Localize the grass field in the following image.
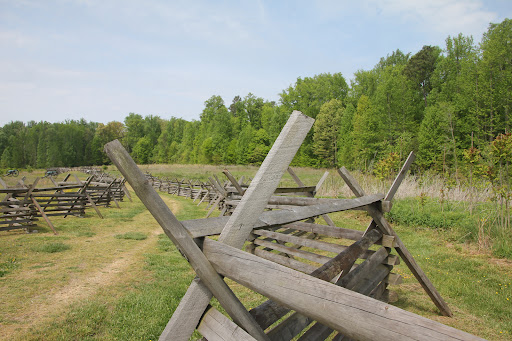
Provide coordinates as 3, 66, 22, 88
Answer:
1, 167, 511, 340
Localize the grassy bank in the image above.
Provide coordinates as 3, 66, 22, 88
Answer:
388, 197, 512, 259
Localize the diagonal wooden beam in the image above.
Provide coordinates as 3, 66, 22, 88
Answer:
223, 169, 245, 195
104, 139, 270, 341
30, 195, 57, 235
337, 166, 453, 317
183, 194, 384, 238
363, 151, 415, 235
161, 111, 314, 341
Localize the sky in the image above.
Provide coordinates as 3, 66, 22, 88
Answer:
1, 0, 511, 126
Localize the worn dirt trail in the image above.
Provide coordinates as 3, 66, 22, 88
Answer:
1, 197, 181, 340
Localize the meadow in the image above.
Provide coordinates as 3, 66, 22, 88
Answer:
0, 166, 511, 340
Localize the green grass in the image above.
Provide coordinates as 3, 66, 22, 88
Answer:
2, 177, 511, 340
0, 257, 19, 277
392, 223, 512, 339
30, 242, 71, 253
114, 232, 147, 240
18, 194, 198, 341
388, 197, 512, 259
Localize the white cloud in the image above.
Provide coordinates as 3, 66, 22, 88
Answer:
0, 30, 35, 49
373, 0, 497, 36
315, 0, 497, 41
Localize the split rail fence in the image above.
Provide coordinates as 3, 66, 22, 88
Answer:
105, 110, 485, 341
0, 172, 130, 234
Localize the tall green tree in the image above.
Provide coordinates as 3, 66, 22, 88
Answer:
479, 19, 512, 139
280, 73, 348, 119
313, 99, 344, 167
351, 95, 383, 170
404, 45, 441, 108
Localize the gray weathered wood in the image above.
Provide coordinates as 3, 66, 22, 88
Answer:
256, 230, 384, 339
30, 196, 57, 235
337, 166, 453, 317
338, 247, 390, 289
223, 169, 246, 195
296, 321, 333, 341
284, 221, 364, 242
287, 168, 334, 226
253, 229, 355, 255
267, 313, 313, 341
104, 139, 269, 341
210, 176, 228, 198
310, 229, 382, 282
253, 238, 331, 265
274, 186, 316, 194
363, 151, 414, 235
206, 195, 223, 218
203, 238, 484, 341
387, 151, 416, 201
315, 171, 329, 194
254, 248, 317, 273
197, 307, 258, 341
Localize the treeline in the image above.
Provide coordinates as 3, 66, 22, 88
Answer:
1, 19, 511, 175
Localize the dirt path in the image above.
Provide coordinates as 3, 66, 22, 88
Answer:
1, 196, 181, 340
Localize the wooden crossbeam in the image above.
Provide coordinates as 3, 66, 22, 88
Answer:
197, 307, 258, 341
222, 169, 246, 195
183, 194, 383, 238
287, 167, 334, 227
337, 166, 453, 317
30, 196, 57, 234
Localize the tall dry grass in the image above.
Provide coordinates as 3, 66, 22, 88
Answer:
318, 170, 494, 203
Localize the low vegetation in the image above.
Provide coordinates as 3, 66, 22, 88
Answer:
30, 242, 71, 253
114, 232, 147, 240
0, 167, 511, 340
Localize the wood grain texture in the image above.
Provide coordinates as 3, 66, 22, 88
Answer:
338, 166, 453, 317
197, 307, 258, 341
203, 238, 484, 341
184, 194, 384, 238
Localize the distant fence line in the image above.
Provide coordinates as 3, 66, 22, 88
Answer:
0, 170, 130, 234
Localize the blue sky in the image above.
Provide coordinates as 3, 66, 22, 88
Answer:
1, 0, 511, 126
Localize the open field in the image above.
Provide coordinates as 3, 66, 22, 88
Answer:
1, 167, 511, 340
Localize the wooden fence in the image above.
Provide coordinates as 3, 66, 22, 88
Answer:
0, 172, 128, 234
105, 110, 484, 341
